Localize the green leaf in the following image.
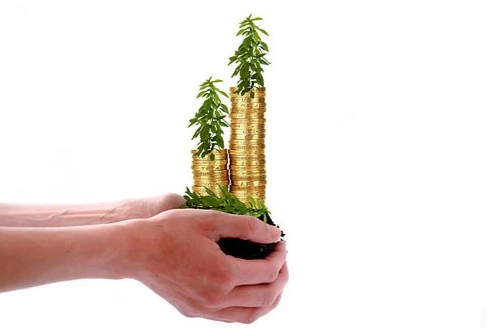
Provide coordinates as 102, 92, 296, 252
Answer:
256, 27, 269, 36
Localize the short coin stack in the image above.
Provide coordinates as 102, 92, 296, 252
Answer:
191, 149, 229, 196
229, 87, 267, 203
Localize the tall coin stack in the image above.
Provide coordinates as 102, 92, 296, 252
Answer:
229, 87, 267, 203
191, 149, 229, 196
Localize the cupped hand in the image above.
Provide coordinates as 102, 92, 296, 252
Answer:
124, 209, 288, 324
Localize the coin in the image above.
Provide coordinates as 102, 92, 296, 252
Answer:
230, 165, 266, 172
230, 99, 266, 105
192, 171, 228, 180
191, 165, 227, 171
229, 154, 266, 160
192, 187, 226, 195
191, 154, 227, 160
231, 175, 267, 181
231, 118, 266, 124
230, 129, 265, 135
193, 176, 229, 182
230, 188, 266, 194
194, 181, 229, 187
191, 159, 228, 165
230, 159, 266, 168
230, 159, 266, 166
231, 173, 267, 179
231, 104, 266, 110
191, 149, 227, 156
230, 134, 266, 140
231, 123, 266, 130
229, 150, 266, 156
231, 180, 267, 187
230, 113, 266, 119
229, 138, 266, 145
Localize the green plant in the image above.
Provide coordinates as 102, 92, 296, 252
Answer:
181, 185, 271, 223
188, 77, 230, 160
228, 14, 270, 98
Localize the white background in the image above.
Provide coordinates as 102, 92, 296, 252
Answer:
1, 0, 501, 327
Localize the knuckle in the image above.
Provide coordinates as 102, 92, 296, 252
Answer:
178, 307, 198, 318
245, 216, 259, 234
265, 268, 279, 283
201, 290, 223, 306
261, 292, 277, 307
211, 266, 235, 288
241, 313, 259, 324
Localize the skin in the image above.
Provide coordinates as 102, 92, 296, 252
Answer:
0, 194, 288, 324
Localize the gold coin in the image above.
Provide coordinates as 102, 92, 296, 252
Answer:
230, 113, 266, 119
191, 165, 227, 171
230, 161, 266, 167
191, 154, 228, 160
230, 169, 267, 175
193, 177, 229, 183
230, 99, 266, 105
192, 187, 226, 195
230, 109, 266, 115
230, 174, 267, 179
230, 134, 266, 140
231, 103, 266, 109
230, 188, 266, 193
229, 144, 265, 151
230, 128, 265, 134
231, 118, 266, 124
193, 174, 229, 180
229, 154, 266, 160
229, 150, 266, 156
232, 194, 266, 198
231, 176, 267, 181
231, 124, 266, 131
229, 138, 266, 145
194, 181, 229, 187
230, 158, 266, 165
191, 149, 227, 156
192, 169, 229, 175
231, 191, 266, 196
231, 180, 267, 187
230, 168, 266, 174
232, 193, 266, 199
232, 100, 266, 106
191, 158, 227, 164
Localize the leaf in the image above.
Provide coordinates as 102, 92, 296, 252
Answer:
252, 17, 263, 21
217, 89, 229, 98
240, 62, 250, 78
256, 27, 269, 36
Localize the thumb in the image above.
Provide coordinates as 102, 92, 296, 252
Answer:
209, 212, 281, 244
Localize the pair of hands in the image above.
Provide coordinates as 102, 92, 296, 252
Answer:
122, 194, 288, 324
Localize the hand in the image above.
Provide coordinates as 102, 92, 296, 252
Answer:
123, 209, 288, 324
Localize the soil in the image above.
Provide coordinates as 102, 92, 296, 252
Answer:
217, 212, 285, 260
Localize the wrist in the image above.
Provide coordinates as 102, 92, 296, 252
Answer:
104, 218, 156, 280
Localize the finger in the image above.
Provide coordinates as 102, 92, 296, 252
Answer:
158, 193, 186, 210
207, 212, 281, 244
207, 294, 283, 324
230, 241, 287, 285
219, 262, 288, 308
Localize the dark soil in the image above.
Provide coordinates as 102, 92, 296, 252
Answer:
217, 212, 285, 260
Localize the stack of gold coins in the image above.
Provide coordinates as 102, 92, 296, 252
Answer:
191, 149, 229, 195
229, 87, 267, 203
